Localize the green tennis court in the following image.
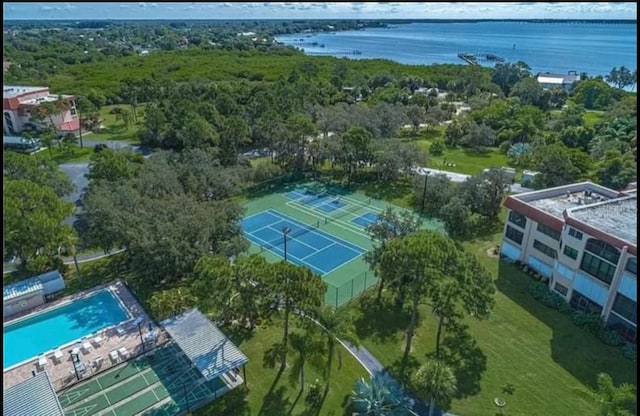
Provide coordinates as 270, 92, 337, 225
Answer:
58, 343, 228, 416
243, 180, 445, 306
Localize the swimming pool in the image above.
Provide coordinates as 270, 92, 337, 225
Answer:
3, 289, 130, 370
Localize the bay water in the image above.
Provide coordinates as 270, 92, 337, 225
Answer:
276, 21, 637, 77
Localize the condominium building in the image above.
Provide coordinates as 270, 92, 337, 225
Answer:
3, 85, 79, 136
501, 181, 637, 342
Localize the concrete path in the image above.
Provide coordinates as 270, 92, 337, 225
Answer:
340, 340, 459, 416
3, 249, 125, 274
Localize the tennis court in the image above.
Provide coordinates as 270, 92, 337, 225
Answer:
243, 181, 445, 306
241, 209, 366, 276
58, 343, 227, 416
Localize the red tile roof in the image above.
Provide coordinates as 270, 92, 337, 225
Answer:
58, 119, 80, 132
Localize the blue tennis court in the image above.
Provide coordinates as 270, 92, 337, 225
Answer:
352, 212, 379, 228
285, 190, 348, 213
241, 209, 365, 276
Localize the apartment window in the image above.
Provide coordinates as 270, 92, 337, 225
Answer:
505, 225, 524, 245
607, 313, 637, 343
626, 258, 637, 275
568, 227, 583, 240
537, 223, 561, 241
611, 293, 637, 324
585, 238, 620, 265
554, 282, 569, 296
563, 245, 579, 260
508, 211, 527, 229
533, 239, 557, 259
580, 252, 616, 285
70, 107, 77, 116
569, 290, 603, 315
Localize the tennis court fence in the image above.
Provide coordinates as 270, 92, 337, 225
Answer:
325, 271, 379, 308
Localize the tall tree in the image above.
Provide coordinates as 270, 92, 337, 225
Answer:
3, 179, 75, 271
378, 231, 456, 369
310, 305, 359, 394
3, 151, 74, 197
413, 360, 457, 416
263, 261, 326, 371
364, 208, 423, 303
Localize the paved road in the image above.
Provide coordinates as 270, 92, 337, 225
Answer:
411, 166, 534, 194
341, 340, 458, 416
3, 248, 125, 275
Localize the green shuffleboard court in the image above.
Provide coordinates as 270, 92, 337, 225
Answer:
58, 343, 228, 416
242, 180, 445, 307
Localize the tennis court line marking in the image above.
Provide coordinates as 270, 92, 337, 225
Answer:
243, 227, 330, 275
300, 242, 338, 260
267, 209, 367, 253
284, 201, 372, 241
242, 217, 320, 257
265, 221, 319, 252
286, 188, 384, 214
241, 210, 283, 231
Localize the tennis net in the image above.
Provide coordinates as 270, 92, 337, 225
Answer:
260, 220, 321, 252
325, 200, 368, 223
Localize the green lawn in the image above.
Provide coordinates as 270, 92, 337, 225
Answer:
416, 140, 511, 176
35, 145, 94, 164
197, 322, 368, 416
584, 110, 604, 128
346, 228, 637, 416
82, 103, 147, 144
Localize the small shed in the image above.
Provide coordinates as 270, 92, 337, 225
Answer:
3, 270, 65, 318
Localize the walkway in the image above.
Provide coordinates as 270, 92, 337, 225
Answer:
341, 340, 459, 416
3, 249, 125, 274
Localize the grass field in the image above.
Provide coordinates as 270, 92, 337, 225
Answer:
196, 321, 369, 416
346, 223, 637, 416
82, 104, 146, 144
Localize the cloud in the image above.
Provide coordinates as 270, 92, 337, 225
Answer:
138, 2, 146, 8
184, 5, 195, 10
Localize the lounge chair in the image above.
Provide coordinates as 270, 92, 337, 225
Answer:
82, 340, 92, 353
38, 355, 47, 368
115, 325, 125, 336
53, 349, 64, 363
92, 334, 103, 347
109, 350, 119, 363
118, 346, 129, 358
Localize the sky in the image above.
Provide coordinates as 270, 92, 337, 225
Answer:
2, 2, 638, 21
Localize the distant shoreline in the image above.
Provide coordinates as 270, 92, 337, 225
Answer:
3, 18, 637, 24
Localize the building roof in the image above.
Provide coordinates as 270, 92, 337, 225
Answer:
3, 86, 48, 99
3, 371, 65, 416
161, 309, 249, 381
567, 196, 637, 246
520, 182, 618, 219
536, 73, 580, 85
59, 119, 80, 132
3, 270, 63, 302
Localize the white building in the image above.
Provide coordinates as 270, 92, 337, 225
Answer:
501, 182, 637, 342
536, 71, 581, 91
3, 85, 79, 136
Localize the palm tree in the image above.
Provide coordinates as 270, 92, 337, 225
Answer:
61, 232, 82, 283
311, 305, 359, 394
287, 329, 324, 390
413, 360, 457, 416
581, 373, 636, 416
350, 372, 413, 416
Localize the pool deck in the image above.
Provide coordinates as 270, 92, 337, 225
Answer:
3, 280, 169, 391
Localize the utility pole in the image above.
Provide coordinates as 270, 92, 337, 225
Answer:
282, 227, 290, 261
420, 171, 430, 215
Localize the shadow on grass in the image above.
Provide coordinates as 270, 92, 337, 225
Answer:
223, 324, 256, 346
496, 260, 637, 389
259, 385, 291, 416
459, 216, 504, 242
388, 354, 421, 386
353, 296, 411, 344
193, 385, 250, 415
438, 321, 487, 399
